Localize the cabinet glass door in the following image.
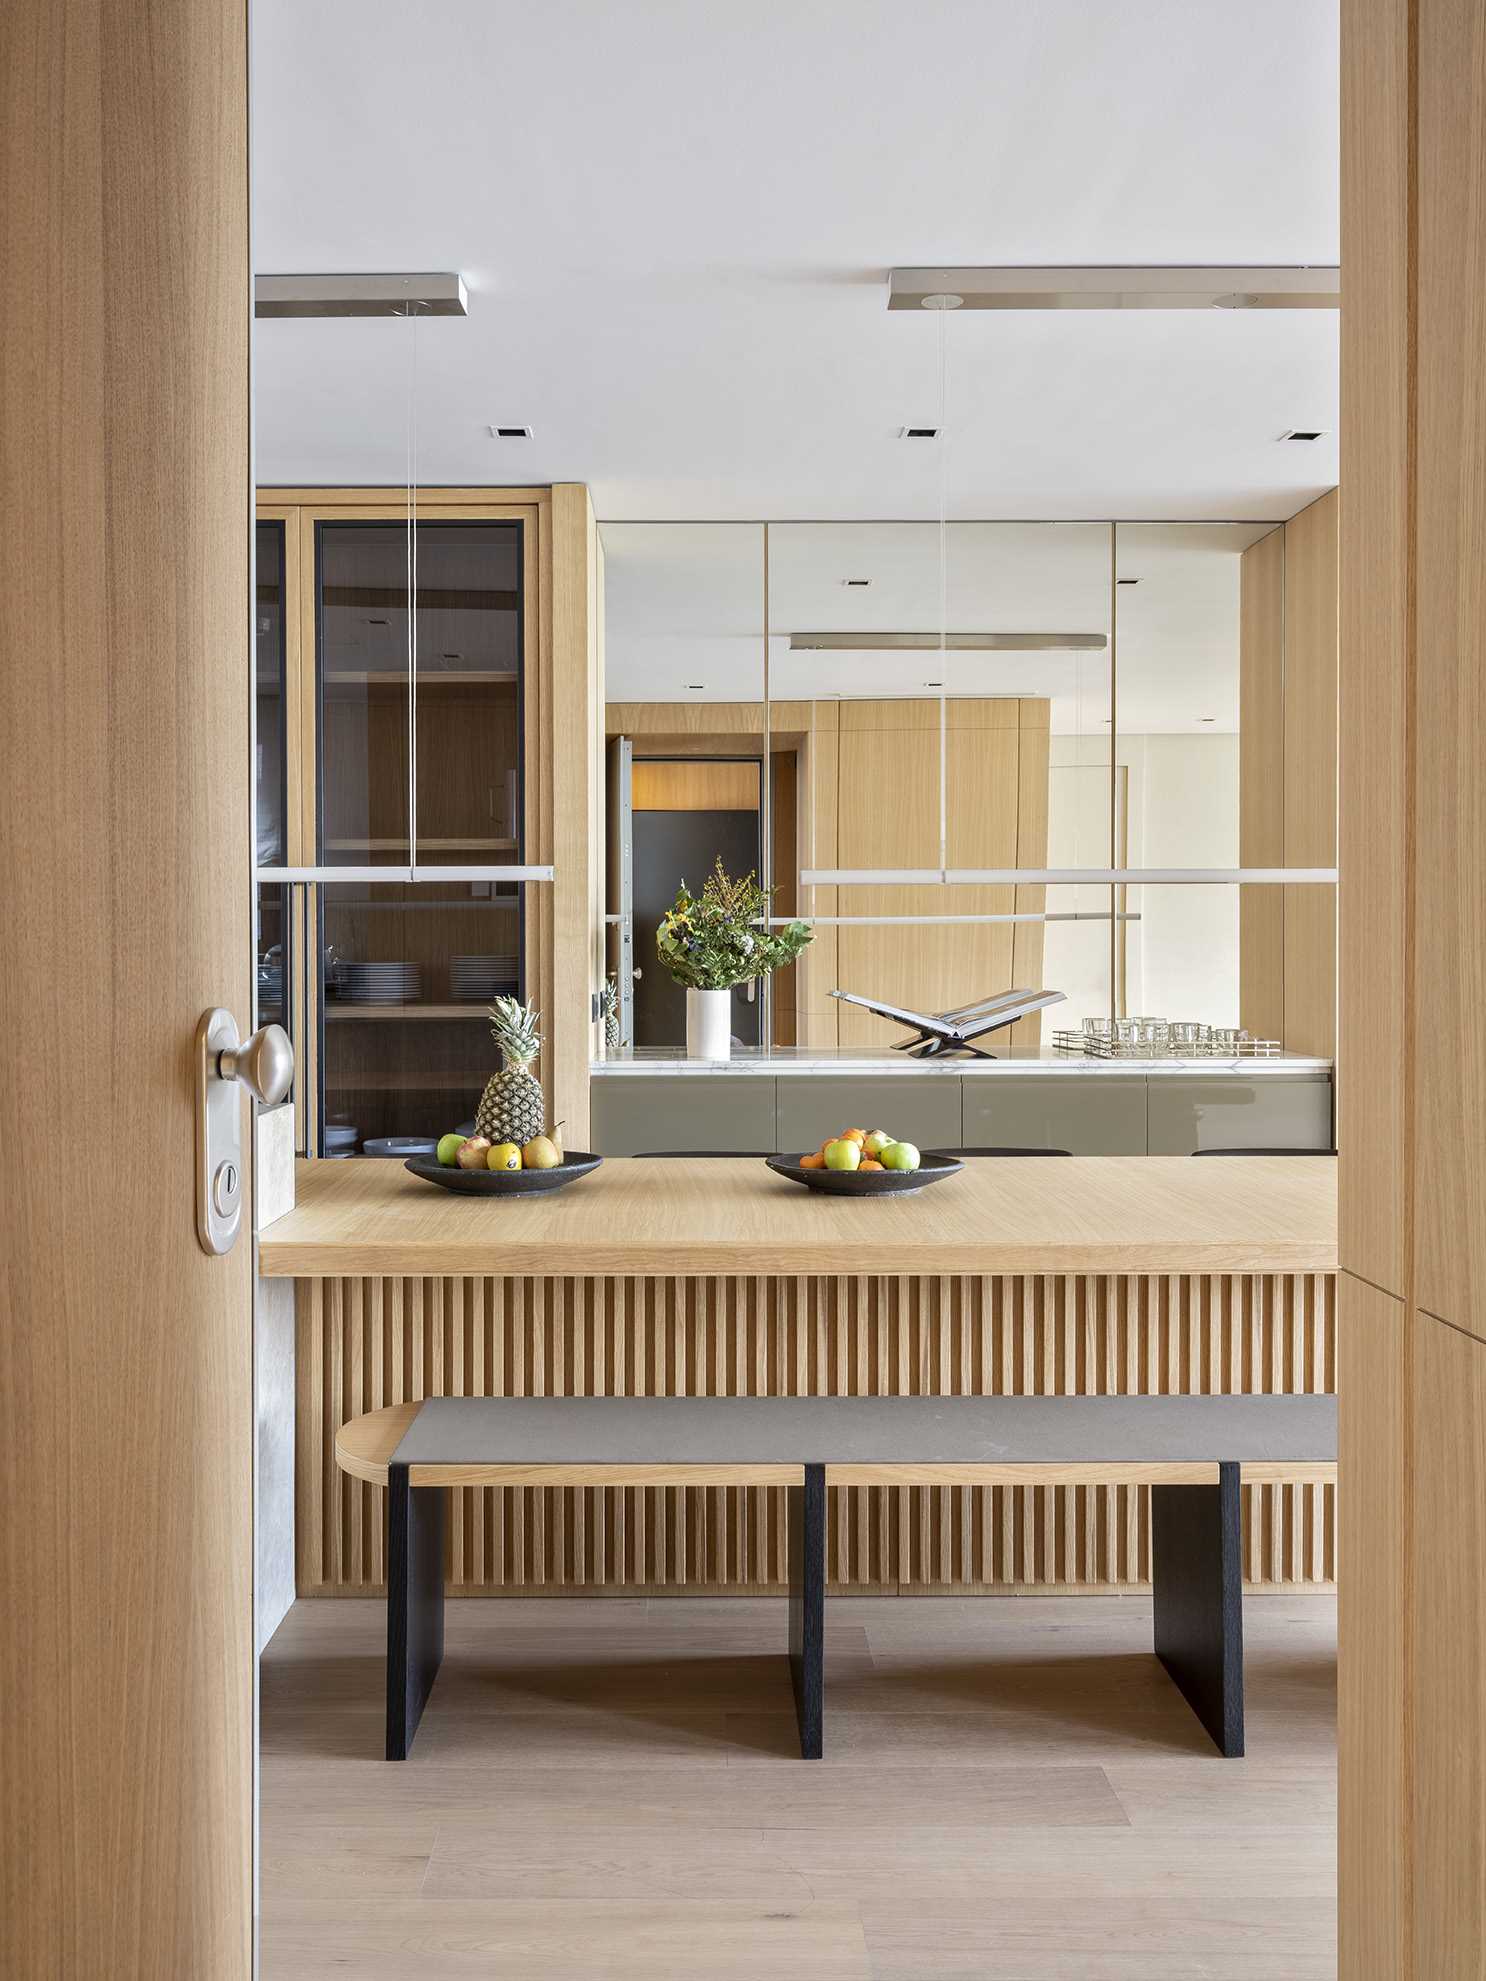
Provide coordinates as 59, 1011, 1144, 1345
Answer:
413, 521, 524, 866
317, 522, 411, 866
315, 518, 524, 869
318, 878, 525, 1150
255, 520, 286, 865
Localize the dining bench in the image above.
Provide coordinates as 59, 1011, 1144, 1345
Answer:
335, 1392, 1336, 1761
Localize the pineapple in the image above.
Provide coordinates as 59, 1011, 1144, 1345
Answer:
475, 996, 546, 1146
599, 976, 620, 1053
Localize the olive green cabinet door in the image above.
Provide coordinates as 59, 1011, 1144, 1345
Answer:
961, 1077, 1147, 1154
1146, 1077, 1333, 1155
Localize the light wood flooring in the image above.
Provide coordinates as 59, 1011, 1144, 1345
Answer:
259, 1593, 1337, 1979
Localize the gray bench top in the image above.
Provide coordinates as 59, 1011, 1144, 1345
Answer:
390, 1393, 1336, 1469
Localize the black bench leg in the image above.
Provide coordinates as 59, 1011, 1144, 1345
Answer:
1151, 1460, 1244, 1757
787, 1463, 825, 1759
386, 1462, 445, 1760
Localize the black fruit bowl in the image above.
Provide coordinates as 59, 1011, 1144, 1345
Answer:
405, 1152, 603, 1195
764, 1152, 963, 1195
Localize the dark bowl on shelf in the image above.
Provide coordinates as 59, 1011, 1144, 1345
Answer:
764, 1152, 963, 1196
404, 1152, 603, 1195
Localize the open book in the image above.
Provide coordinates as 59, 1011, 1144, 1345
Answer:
829, 986, 1067, 1058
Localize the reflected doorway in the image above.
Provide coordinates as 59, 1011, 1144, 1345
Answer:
631, 756, 762, 1050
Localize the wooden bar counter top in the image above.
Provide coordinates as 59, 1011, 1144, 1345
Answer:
260, 1153, 1336, 1280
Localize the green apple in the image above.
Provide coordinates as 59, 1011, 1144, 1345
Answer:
862, 1129, 893, 1157
437, 1132, 466, 1167
822, 1137, 862, 1171
487, 1141, 523, 1172
879, 1140, 921, 1173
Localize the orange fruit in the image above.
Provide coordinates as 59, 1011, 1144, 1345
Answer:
858, 1158, 885, 1171
799, 1152, 825, 1169
842, 1128, 867, 1144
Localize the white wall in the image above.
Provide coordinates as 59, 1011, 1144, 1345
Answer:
1122, 732, 1240, 1026
1041, 732, 1240, 1030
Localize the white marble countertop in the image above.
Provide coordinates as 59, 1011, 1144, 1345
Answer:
591, 1047, 1333, 1079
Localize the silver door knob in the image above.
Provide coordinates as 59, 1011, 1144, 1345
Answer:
218, 1023, 294, 1106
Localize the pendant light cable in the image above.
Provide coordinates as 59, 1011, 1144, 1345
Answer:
937, 301, 948, 878
405, 303, 419, 875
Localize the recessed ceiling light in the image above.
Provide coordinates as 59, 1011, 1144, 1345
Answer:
1279, 429, 1327, 441
843, 578, 871, 588
488, 424, 532, 439
686, 682, 705, 690
925, 680, 944, 688
899, 426, 941, 439
1117, 577, 1140, 586
1200, 716, 1217, 723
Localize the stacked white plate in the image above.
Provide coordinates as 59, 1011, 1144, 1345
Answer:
341, 960, 422, 1004
450, 954, 519, 1001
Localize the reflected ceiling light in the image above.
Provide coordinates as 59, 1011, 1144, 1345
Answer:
789, 631, 1107, 652
489, 424, 532, 439
887, 266, 1340, 310
1279, 428, 1328, 441
254, 272, 469, 318
899, 425, 941, 439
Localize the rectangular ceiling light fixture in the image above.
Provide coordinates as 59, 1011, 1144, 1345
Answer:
254, 273, 469, 318
789, 631, 1107, 652
887, 266, 1340, 310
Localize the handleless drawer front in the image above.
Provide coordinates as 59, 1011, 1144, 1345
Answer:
590, 1075, 778, 1156
775, 1077, 962, 1155
1147, 1077, 1334, 1156
961, 1076, 1148, 1155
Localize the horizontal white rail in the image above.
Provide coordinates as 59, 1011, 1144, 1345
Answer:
255, 864, 555, 884
800, 867, 1339, 887
764, 912, 1141, 927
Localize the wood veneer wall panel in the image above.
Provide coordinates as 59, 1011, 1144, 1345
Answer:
1240, 527, 1287, 1044
296, 1271, 1334, 1596
1412, 1307, 1486, 1973
550, 484, 599, 1145
1413, 0, 1486, 1337
1339, 0, 1411, 1296
1338, 1274, 1408, 1980
1283, 490, 1340, 1061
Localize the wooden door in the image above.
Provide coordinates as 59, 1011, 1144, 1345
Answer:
0, 1, 253, 1973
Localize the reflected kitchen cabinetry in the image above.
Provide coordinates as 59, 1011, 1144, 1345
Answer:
255, 487, 597, 1154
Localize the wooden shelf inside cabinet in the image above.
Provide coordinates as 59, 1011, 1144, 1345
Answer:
322, 671, 518, 692
324, 1004, 504, 1021
323, 838, 518, 853
324, 1071, 489, 1092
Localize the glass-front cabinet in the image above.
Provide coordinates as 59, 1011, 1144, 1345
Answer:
319, 879, 525, 1150
316, 519, 524, 868
259, 497, 537, 1154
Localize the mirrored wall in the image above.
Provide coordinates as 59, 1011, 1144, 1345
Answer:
601, 516, 1335, 1057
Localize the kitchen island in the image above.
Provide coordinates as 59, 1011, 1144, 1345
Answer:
261, 1154, 1336, 1600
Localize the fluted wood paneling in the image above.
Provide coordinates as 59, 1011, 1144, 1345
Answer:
298, 1272, 1333, 1597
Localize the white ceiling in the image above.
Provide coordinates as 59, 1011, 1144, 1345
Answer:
602, 521, 1270, 731
251, 0, 1339, 522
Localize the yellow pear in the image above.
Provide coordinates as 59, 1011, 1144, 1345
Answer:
522, 1134, 561, 1169
486, 1142, 522, 1172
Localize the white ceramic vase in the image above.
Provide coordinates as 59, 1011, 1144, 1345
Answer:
686, 986, 732, 1061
